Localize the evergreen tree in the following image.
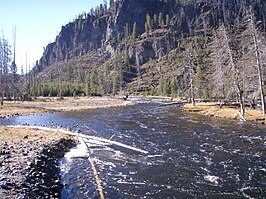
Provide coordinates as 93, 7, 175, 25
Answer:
163, 77, 169, 96
170, 78, 178, 97
166, 14, 170, 26
124, 49, 130, 72
67, 64, 74, 81
194, 64, 203, 98
146, 14, 151, 29
145, 22, 150, 35
132, 22, 138, 41
124, 23, 129, 41
146, 14, 152, 34
117, 33, 121, 45
159, 75, 164, 95
158, 12, 164, 28
85, 78, 90, 96
153, 14, 157, 28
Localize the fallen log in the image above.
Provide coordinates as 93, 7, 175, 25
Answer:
81, 138, 105, 199
7, 125, 149, 154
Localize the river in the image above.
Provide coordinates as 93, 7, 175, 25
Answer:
0, 97, 265, 198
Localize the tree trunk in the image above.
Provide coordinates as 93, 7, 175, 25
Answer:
1, 92, 3, 106
191, 77, 195, 107
0, 70, 4, 106
253, 28, 266, 115
221, 24, 245, 117
238, 88, 245, 117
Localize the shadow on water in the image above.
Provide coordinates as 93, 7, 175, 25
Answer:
0, 97, 265, 198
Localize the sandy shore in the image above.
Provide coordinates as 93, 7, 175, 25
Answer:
0, 126, 75, 198
184, 102, 266, 124
0, 96, 130, 117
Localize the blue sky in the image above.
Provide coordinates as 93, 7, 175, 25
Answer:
0, 0, 106, 73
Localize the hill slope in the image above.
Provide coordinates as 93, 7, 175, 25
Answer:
31, 0, 266, 99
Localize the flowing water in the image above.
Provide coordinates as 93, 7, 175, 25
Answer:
0, 97, 265, 198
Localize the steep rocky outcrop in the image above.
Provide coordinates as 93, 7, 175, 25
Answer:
33, 0, 266, 96
37, 0, 176, 69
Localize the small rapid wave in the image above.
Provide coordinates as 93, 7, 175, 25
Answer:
0, 99, 265, 198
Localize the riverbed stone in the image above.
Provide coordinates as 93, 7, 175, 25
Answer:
0, 130, 76, 198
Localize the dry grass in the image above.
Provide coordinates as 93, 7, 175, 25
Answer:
0, 96, 130, 116
184, 102, 266, 124
0, 126, 71, 146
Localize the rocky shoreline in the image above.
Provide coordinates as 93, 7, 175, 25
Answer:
0, 97, 132, 198
0, 127, 76, 198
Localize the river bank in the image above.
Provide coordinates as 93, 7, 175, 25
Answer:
0, 96, 131, 198
0, 96, 130, 118
183, 102, 266, 124
0, 126, 76, 198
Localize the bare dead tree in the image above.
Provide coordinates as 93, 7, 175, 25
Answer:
0, 37, 3, 106
11, 26, 17, 100
242, 8, 266, 115
187, 42, 196, 106
209, 26, 228, 100
0, 36, 12, 105
210, 24, 245, 116
223, 24, 246, 116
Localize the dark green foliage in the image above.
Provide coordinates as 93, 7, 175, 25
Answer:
166, 14, 170, 26
153, 14, 157, 28
36, 82, 86, 97
145, 22, 150, 35
67, 65, 74, 81
170, 78, 178, 97
132, 22, 138, 41
158, 12, 164, 28
159, 75, 169, 96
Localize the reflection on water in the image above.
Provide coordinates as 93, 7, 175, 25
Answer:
0, 97, 265, 198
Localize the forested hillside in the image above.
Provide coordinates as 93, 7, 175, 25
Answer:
2, 0, 266, 114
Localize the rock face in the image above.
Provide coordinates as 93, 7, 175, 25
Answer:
35, 0, 266, 84
39, 15, 108, 68
37, 0, 171, 70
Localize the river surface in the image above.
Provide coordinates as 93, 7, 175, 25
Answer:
0, 97, 265, 198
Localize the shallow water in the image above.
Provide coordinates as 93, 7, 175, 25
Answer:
1, 97, 265, 198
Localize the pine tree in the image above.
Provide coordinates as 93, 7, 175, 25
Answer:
146, 14, 151, 29
166, 14, 170, 26
146, 14, 152, 34
171, 78, 178, 97
132, 22, 138, 41
124, 49, 130, 72
153, 14, 157, 28
159, 74, 168, 96
124, 23, 129, 41
163, 77, 169, 96
145, 22, 150, 35
158, 12, 164, 28
194, 64, 203, 98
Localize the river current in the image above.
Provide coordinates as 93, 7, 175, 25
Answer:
0, 97, 265, 198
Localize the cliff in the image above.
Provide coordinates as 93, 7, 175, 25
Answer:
32, 0, 266, 97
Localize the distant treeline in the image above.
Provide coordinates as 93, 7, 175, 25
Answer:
33, 83, 87, 97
